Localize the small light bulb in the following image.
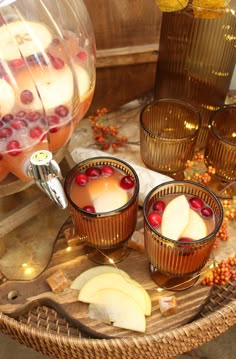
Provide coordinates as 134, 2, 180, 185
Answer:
24, 267, 33, 275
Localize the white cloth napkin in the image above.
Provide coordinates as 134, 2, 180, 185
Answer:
71, 147, 172, 206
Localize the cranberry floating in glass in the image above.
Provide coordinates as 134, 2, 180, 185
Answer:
0, 0, 96, 202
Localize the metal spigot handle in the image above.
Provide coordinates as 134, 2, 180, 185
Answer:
28, 150, 68, 209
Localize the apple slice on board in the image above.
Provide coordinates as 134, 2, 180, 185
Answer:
78, 272, 151, 316
161, 195, 190, 241
181, 208, 207, 240
70, 265, 130, 290
89, 288, 146, 333
128, 278, 152, 316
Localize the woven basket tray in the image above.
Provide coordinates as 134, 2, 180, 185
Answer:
0, 215, 235, 359
0, 285, 235, 358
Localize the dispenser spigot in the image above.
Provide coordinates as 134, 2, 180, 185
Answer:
27, 150, 68, 209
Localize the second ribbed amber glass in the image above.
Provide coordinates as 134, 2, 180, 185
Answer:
205, 105, 236, 182
143, 180, 223, 290
140, 99, 201, 178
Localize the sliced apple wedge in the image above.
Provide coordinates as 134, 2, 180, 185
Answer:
181, 208, 207, 240
128, 278, 152, 316
161, 195, 190, 240
0, 21, 52, 61
78, 272, 150, 316
88, 288, 146, 333
70, 265, 130, 290
88, 176, 129, 213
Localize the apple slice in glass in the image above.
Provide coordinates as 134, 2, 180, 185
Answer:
181, 208, 207, 240
161, 195, 190, 241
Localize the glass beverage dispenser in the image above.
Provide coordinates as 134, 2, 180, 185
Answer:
0, 0, 96, 198
0, 0, 96, 279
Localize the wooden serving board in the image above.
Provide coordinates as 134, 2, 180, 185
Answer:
0, 212, 212, 339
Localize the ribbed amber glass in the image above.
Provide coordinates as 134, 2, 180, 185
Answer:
143, 180, 223, 289
140, 99, 201, 177
64, 156, 139, 251
205, 105, 236, 182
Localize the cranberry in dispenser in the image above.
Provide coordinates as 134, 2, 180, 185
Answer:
0, 0, 96, 202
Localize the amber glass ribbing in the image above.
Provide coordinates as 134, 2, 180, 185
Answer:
64, 157, 139, 250
143, 180, 223, 288
205, 105, 236, 182
154, 4, 236, 149
140, 99, 201, 177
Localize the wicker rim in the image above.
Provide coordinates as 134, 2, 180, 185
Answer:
1, 299, 236, 358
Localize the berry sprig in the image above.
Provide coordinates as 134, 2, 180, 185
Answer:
185, 152, 215, 185
89, 108, 128, 151
222, 198, 236, 221
185, 154, 236, 251
213, 198, 236, 248
217, 198, 236, 242
201, 257, 236, 286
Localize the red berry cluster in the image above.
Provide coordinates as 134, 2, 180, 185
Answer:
214, 199, 236, 249
216, 219, 229, 241
89, 108, 128, 151
185, 153, 215, 185
201, 257, 236, 286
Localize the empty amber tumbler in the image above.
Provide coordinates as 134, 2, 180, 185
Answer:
143, 180, 223, 291
140, 99, 201, 179
64, 156, 139, 264
204, 105, 236, 198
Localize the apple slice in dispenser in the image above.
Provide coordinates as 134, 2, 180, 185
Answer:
0, 21, 53, 61
14, 64, 75, 153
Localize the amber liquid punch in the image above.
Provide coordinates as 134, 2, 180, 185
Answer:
64, 157, 139, 264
